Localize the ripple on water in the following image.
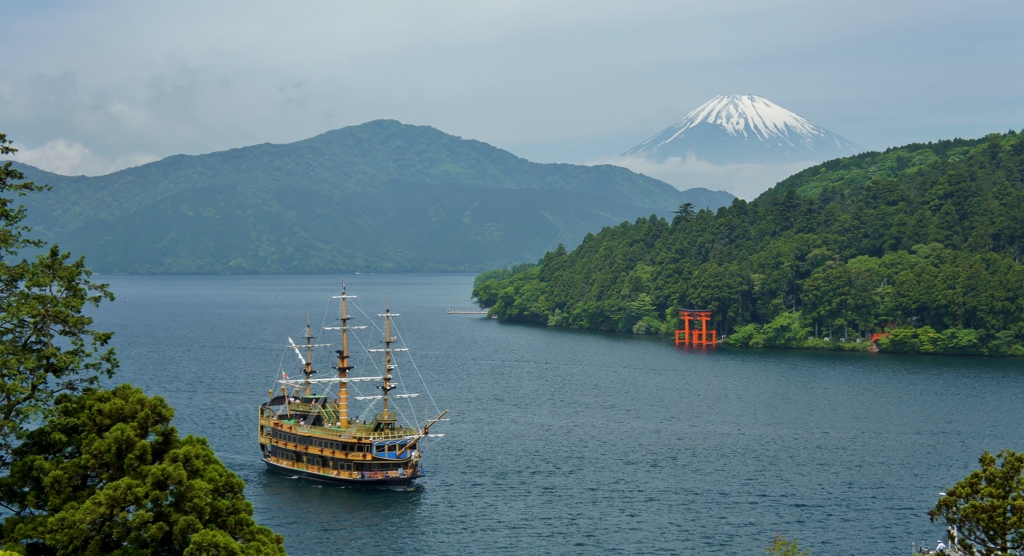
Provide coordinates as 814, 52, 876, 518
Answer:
92, 275, 1024, 555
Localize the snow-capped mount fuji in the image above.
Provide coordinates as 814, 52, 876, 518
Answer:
624, 95, 860, 164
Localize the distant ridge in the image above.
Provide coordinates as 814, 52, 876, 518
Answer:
625, 95, 860, 164
13, 120, 734, 274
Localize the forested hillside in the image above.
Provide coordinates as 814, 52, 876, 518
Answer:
473, 131, 1024, 356
13, 120, 733, 273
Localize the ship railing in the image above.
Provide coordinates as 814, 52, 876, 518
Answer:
289, 424, 415, 441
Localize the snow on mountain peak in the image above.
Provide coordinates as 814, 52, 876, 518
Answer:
624, 95, 859, 164
680, 95, 819, 141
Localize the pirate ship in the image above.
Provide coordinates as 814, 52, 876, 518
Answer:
257, 287, 447, 485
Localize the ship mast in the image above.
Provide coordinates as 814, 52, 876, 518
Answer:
286, 315, 330, 399
302, 318, 315, 397
335, 285, 353, 427
378, 306, 398, 430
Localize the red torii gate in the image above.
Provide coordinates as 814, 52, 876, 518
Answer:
675, 309, 716, 347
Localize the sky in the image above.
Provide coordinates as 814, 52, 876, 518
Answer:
2, 0, 1022, 198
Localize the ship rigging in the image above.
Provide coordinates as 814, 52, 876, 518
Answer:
257, 286, 448, 485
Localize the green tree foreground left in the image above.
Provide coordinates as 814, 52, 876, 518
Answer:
0, 133, 117, 467
0, 134, 285, 554
0, 385, 284, 555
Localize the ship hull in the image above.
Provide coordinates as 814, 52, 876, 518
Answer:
262, 457, 418, 487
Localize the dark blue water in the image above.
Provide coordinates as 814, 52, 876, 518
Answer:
91, 274, 1023, 555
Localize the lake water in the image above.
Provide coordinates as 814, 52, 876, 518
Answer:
90, 274, 1023, 555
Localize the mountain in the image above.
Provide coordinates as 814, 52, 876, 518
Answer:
12, 120, 734, 274
474, 131, 1024, 356
624, 95, 861, 164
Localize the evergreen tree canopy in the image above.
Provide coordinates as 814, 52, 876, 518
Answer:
0, 134, 117, 466
929, 450, 1024, 556
473, 131, 1024, 356
0, 384, 285, 555
0, 133, 285, 554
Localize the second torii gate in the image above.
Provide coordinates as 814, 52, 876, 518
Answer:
675, 309, 716, 346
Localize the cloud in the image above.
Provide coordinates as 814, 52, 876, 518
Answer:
1, 1, 1021, 175
593, 154, 816, 201
8, 139, 158, 176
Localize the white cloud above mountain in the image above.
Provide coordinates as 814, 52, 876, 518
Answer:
594, 154, 814, 201
1, 1, 1021, 175
12, 139, 157, 176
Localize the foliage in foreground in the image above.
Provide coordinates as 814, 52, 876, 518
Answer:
0, 133, 285, 554
0, 385, 285, 555
0, 134, 118, 468
929, 450, 1024, 556
474, 131, 1024, 356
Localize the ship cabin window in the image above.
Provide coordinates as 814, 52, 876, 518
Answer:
315, 440, 322, 448
370, 463, 379, 471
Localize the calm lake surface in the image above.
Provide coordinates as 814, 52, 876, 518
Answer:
91, 274, 1023, 555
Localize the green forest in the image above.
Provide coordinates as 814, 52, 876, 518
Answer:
473, 131, 1024, 356
14, 120, 732, 274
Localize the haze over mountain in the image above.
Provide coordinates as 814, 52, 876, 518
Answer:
13, 120, 733, 274
607, 95, 862, 200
